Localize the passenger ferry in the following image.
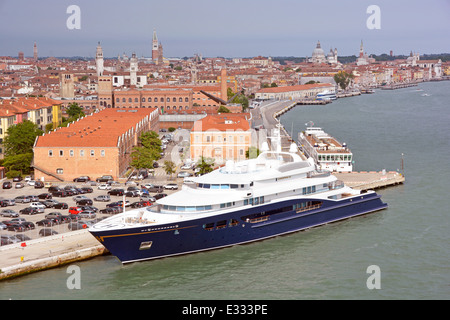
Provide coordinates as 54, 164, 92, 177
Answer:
316, 90, 337, 101
298, 126, 353, 173
89, 132, 386, 264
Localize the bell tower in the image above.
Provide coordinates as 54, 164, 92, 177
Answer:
152, 29, 159, 62
96, 42, 104, 77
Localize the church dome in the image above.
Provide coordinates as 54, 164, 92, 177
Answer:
312, 41, 325, 58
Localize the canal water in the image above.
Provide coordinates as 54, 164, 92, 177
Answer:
1, 81, 449, 300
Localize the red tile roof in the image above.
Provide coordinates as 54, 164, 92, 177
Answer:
35, 108, 157, 148
192, 113, 250, 132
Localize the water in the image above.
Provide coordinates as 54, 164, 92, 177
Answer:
1, 81, 449, 300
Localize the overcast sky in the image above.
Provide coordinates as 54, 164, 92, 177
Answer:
1, 0, 449, 58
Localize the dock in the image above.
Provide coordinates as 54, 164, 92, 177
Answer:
333, 171, 405, 191
0, 230, 107, 280
381, 83, 418, 90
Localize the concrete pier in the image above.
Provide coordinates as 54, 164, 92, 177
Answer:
0, 230, 107, 280
333, 171, 405, 191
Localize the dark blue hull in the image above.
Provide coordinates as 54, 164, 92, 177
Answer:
90, 192, 387, 263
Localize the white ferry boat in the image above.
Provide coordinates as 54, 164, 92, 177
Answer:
316, 90, 337, 101
90, 132, 386, 264
298, 126, 353, 173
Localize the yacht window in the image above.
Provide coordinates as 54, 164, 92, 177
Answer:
139, 241, 153, 250
203, 184, 210, 189
221, 184, 230, 189
244, 199, 248, 205
168, 206, 176, 211
220, 203, 226, 208
211, 184, 220, 189
186, 206, 196, 212
230, 184, 238, 189
177, 206, 185, 211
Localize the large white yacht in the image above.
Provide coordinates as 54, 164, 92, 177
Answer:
89, 134, 387, 264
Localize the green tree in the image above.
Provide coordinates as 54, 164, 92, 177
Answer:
163, 160, 176, 177
334, 71, 354, 90
66, 102, 85, 119
246, 146, 261, 159
130, 146, 158, 170
3, 120, 43, 157
217, 105, 231, 113
139, 131, 162, 152
2, 153, 34, 174
196, 156, 214, 175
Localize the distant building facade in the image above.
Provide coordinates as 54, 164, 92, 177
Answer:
33, 108, 159, 181
190, 113, 251, 164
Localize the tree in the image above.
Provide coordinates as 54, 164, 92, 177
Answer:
334, 71, 354, 90
130, 131, 162, 171
3, 120, 43, 157
130, 146, 158, 170
139, 131, 162, 152
2, 153, 34, 174
246, 146, 261, 159
66, 102, 85, 119
163, 160, 176, 177
196, 156, 214, 175
217, 105, 231, 113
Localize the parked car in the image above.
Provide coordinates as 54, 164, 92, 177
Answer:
99, 207, 117, 214
108, 188, 125, 196
96, 175, 113, 183
19, 207, 39, 215
15, 234, 32, 241
164, 183, 179, 190
69, 207, 82, 215
73, 176, 91, 182
98, 183, 111, 190
1, 235, 21, 245
2, 181, 12, 189
12, 176, 23, 182
154, 193, 168, 200
15, 195, 31, 203
76, 198, 93, 206
81, 187, 93, 193
177, 171, 192, 178
0, 209, 19, 218
53, 202, 69, 209
7, 223, 26, 232
0, 200, 8, 207
30, 202, 46, 211
94, 195, 111, 202
2, 199, 15, 206
48, 186, 61, 193
39, 228, 58, 237
68, 220, 93, 230
79, 205, 98, 212
79, 211, 96, 219
45, 212, 63, 220
52, 190, 67, 197
27, 180, 36, 186
125, 190, 140, 197
10, 217, 27, 224
15, 182, 25, 189
38, 193, 53, 200
34, 181, 44, 188
22, 221, 35, 230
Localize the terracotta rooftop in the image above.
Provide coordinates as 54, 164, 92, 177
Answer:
256, 83, 333, 93
192, 113, 250, 132
34, 108, 157, 148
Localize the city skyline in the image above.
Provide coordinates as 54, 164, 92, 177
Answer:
1, 0, 449, 58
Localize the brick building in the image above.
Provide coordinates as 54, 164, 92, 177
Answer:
190, 113, 252, 164
33, 108, 159, 182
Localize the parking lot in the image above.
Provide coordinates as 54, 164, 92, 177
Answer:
0, 129, 200, 246
0, 171, 190, 245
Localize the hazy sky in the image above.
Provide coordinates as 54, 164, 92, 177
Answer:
1, 0, 449, 58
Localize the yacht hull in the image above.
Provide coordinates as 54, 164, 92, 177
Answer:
89, 192, 387, 263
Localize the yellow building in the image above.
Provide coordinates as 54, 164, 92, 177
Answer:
190, 113, 251, 164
